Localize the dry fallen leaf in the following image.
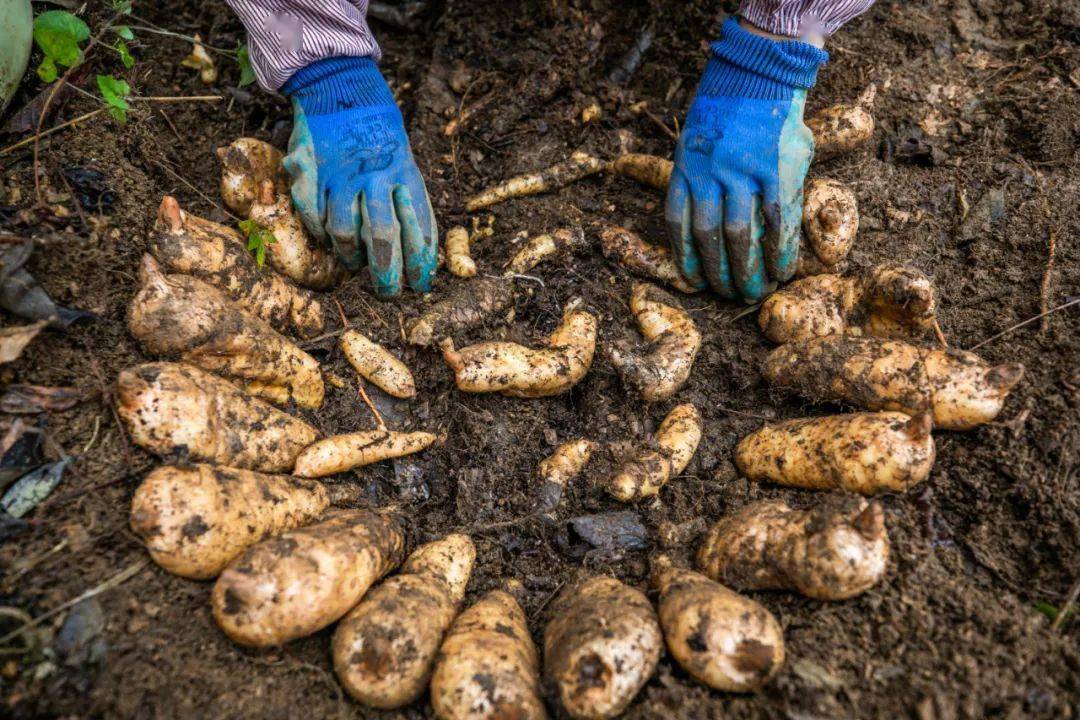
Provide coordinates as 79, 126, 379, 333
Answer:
0, 322, 47, 364
0, 385, 82, 414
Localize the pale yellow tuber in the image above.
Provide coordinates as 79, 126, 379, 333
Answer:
215, 138, 286, 216
445, 226, 476, 278
797, 178, 859, 277
537, 438, 597, 512
465, 151, 607, 212
293, 429, 437, 478
605, 404, 701, 502
598, 225, 700, 294
807, 84, 877, 161
609, 154, 672, 191
248, 180, 344, 290
340, 329, 416, 399
505, 228, 585, 276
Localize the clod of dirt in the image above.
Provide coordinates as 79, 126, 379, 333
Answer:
55, 598, 107, 668
565, 511, 648, 554
61, 167, 116, 212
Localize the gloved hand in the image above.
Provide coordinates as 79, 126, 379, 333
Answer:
666, 18, 828, 301
281, 57, 437, 298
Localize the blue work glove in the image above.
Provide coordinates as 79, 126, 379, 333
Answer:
666, 18, 829, 301
281, 57, 437, 298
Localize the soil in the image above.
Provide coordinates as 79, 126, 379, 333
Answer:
1, 0, 1078, 718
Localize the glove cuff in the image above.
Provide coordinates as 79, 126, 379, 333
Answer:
697, 17, 829, 100
281, 56, 396, 115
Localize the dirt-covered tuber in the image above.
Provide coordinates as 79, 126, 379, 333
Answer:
445, 226, 477, 278
293, 429, 437, 478
609, 154, 672, 191
465, 151, 607, 212
248, 180, 344, 290
216, 138, 285, 216
798, 178, 859, 277
605, 404, 701, 502
806, 84, 877, 161
598, 226, 700, 294
537, 438, 597, 512
340, 329, 416, 399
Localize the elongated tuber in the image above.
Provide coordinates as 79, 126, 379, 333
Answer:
440, 301, 597, 397
216, 138, 285, 216
698, 497, 889, 600
333, 534, 477, 709
248, 180, 344, 290
609, 154, 672, 191
130, 464, 356, 580
212, 508, 405, 647
129, 255, 325, 409
115, 362, 318, 472
798, 178, 859, 277
445, 226, 476, 278
466, 151, 607, 212
652, 555, 784, 692
736, 412, 934, 494
505, 228, 585, 276
537, 438, 597, 512
340, 329, 416, 398
430, 587, 547, 720
605, 404, 701, 502
152, 196, 324, 338
407, 277, 515, 347
544, 576, 662, 719
762, 336, 1024, 430
807, 84, 876, 161
609, 283, 701, 402
758, 263, 936, 344
598, 226, 700, 294
294, 429, 437, 478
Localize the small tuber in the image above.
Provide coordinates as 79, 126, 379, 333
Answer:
293, 429, 437, 478
248, 180, 345, 290
430, 585, 547, 720
445, 226, 477, 278
340, 329, 416, 398
440, 300, 597, 398
115, 362, 318, 473
598, 225, 700, 294
806, 84, 877, 161
215, 138, 286, 216
407, 277, 515, 347
608, 282, 701, 402
798, 178, 859, 277
652, 555, 784, 692
130, 464, 356, 580
697, 497, 890, 600
735, 412, 935, 495
333, 534, 476, 709
465, 151, 607, 212
762, 335, 1025, 430
212, 508, 405, 647
128, 255, 325, 409
605, 404, 701, 502
537, 438, 597, 512
609, 154, 672, 191
505, 228, 585, 276
543, 576, 662, 719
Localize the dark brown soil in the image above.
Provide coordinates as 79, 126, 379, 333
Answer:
2, 0, 1078, 718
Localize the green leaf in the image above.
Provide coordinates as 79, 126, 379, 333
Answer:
36, 56, 58, 84
1034, 602, 1059, 621
115, 25, 134, 41
33, 10, 90, 69
238, 219, 277, 267
236, 44, 256, 87
112, 0, 133, 14
116, 40, 135, 69
97, 74, 131, 124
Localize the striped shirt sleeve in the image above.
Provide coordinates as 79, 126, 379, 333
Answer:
738, 0, 876, 38
224, 0, 380, 91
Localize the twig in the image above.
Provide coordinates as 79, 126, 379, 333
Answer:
124, 21, 238, 56
130, 95, 224, 103
967, 298, 1080, 351
932, 318, 949, 348
0, 560, 147, 647
89, 359, 131, 467
81, 415, 101, 454
0, 108, 106, 157
357, 382, 386, 429
1040, 229, 1057, 333
1052, 577, 1080, 631
155, 107, 182, 142
639, 106, 677, 140
332, 297, 350, 329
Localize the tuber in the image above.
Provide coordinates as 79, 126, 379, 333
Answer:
697, 497, 889, 600
248, 180, 344, 290
806, 84, 877, 161
758, 262, 936, 345
129, 255, 325, 409
608, 282, 701, 401
762, 335, 1024, 430
735, 412, 935, 494
216, 138, 286, 216
609, 154, 672, 191
440, 300, 597, 398
333, 534, 476, 709
152, 196, 324, 339
340, 329, 416, 398
115, 362, 318, 472
293, 429, 437, 478
505, 228, 585, 276
605, 404, 701, 502
537, 438, 597, 512
652, 555, 784, 693
543, 576, 662, 720
130, 464, 356, 580
598, 226, 700, 294
445, 226, 477, 278
212, 508, 405, 647
465, 151, 607, 212
407, 277, 514, 347
430, 585, 547, 720
797, 178, 859, 277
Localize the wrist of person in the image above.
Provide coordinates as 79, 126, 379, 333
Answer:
697, 17, 829, 100
281, 56, 395, 115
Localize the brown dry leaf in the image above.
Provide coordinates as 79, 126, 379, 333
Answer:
0, 385, 82, 414
0, 322, 47, 364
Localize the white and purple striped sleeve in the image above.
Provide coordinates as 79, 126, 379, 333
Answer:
738, 0, 876, 38
224, 0, 380, 91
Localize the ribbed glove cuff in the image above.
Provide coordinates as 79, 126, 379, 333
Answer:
281, 56, 396, 115
697, 17, 829, 100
